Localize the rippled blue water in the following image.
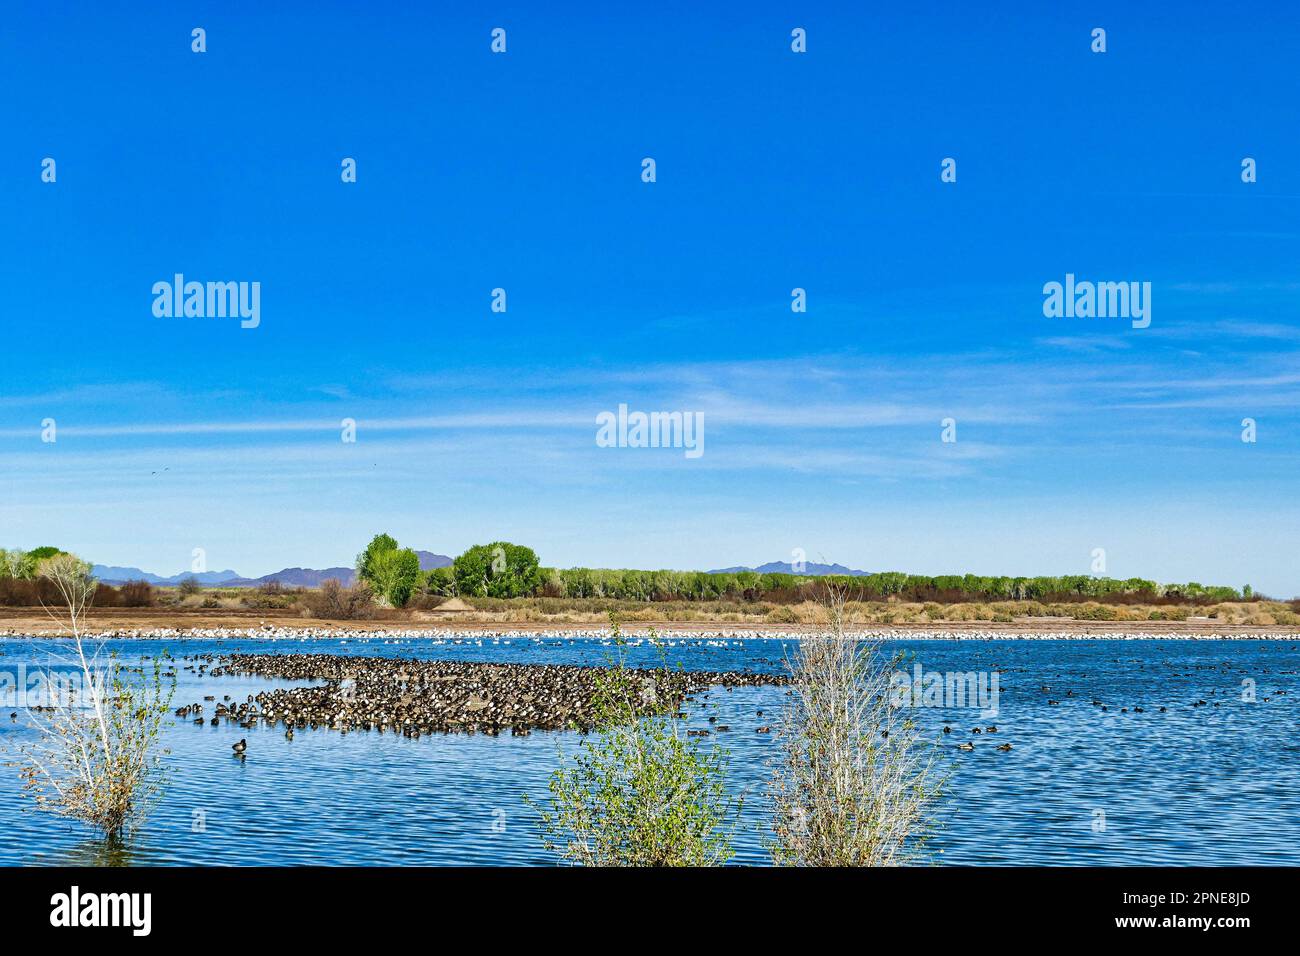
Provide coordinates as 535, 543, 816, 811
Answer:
0, 635, 1296, 866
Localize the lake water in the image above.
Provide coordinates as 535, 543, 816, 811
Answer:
0, 635, 1296, 866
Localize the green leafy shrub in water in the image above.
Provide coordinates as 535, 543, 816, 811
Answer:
532, 617, 740, 866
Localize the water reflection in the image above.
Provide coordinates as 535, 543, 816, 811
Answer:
58, 835, 138, 867
0, 635, 1296, 866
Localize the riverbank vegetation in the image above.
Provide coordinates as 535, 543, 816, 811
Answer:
400, 596, 1298, 626
526, 568, 1254, 605
3, 540, 1293, 627
4, 587, 1296, 628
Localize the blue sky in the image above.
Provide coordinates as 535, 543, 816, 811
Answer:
2, 2, 1298, 595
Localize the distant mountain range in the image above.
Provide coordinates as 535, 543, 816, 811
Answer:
708, 560, 871, 577
92, 551, 452, 587
91, 566, 245, 587
92, 553, 863, 587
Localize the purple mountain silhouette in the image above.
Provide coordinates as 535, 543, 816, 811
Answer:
707, 560, 870, 577
92, 550, 452, 588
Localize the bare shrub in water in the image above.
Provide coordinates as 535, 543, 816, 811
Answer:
532, 617, 740, 866
771, 589, 941, 865
16, 554, 173, 839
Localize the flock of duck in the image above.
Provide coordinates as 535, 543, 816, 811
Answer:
53, 637, 1292, 763
169, 652, 789, 740
946, 725, 1015, 752
936, 650, 1297, 752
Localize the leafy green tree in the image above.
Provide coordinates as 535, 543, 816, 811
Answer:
355, 533, 420, 607
539, 567, 566, 597
453, 542, 542, 598
421, 566, 457, 597
0, 549, 23, 579
593, 568, 623, 599
0, 546, 59, 579
687, 571, 716, 600
1124, 577, 1158, 596
369, 547, 421, 607
560, 567, 593, 598
658, 569, 687, 600
356, 533, 399, 585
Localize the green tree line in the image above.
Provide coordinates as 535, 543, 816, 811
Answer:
3, 540, 1253, 606
407, 539, 1249, 605
517, 569, 1245, 604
